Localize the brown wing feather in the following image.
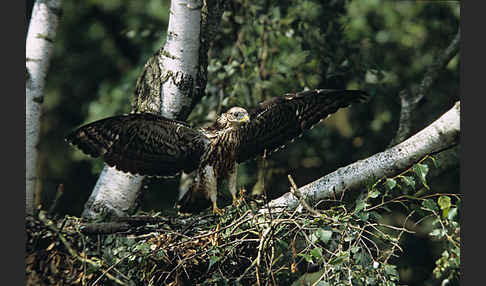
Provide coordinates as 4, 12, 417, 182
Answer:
65, 113, 209, 177
236, 89, 368, 163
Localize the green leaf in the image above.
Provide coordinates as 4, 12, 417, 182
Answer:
354, 200, 368, 213
413, 163, 430, 190
438, 196, 452, 218
447, 207, 458, 220
441, 208, 450, 219
368, 189, 380, 198
430, 229, 442, 237
298, 253, 314, 264
354, 250, 371, 265
329, 252, 348, 265
207, 255, 221, 272
438, 196, 451, 210
384, 264, 399, 276
357, 212, 369, 221
400, 176, 416, 189
422, 199, 439, 212
154, 249, 165, 260
317, 229, 333, 244
310, 247, 323, 259
134, 243, 151, 255
385, 178, 397, 190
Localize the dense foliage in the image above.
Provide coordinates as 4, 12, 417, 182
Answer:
28, 0, 460, 285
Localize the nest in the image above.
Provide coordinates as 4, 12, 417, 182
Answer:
26, 195, 408, 285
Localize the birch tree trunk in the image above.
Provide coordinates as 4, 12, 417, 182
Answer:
82, 0, 226, 219
26, 0, 62, 215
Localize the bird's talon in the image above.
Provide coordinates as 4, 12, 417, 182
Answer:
213, 205, 224, 216
232, 188, 246, 207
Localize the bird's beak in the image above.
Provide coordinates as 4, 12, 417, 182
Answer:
240, 115, 250, 123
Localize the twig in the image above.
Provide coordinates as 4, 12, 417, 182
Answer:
384, 210, 415, 264
37, 211, 126, 285
92, 253, 132, 286
167, 210, 253, 248
288, 175, 321, 216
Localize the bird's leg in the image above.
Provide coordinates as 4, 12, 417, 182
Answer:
212, 201, 224, 216
204, 165, 224, 215
228, 164, 243, 207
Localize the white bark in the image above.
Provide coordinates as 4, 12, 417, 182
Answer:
81, 167, 145, 219
160, 0, 202, 118
26, 0, 62, 215
266, 101, 460, 212
82, 0, 202, 219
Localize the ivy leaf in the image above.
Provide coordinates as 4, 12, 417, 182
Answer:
447, 207, 458, 220
413, 163, 429, 190
385, 178, 397, 190
400, 176, 416, 189
384, 264, 399, 276
354, 200, 368, 213
422, 199, 439, 212
357, 212, 369, 221
368, 189, 380, 199
438, 196, 451, 218
354, 250, 371, 265
329, 252, 348, 265
438, 196, 451, 210
310, 247, 323, 260
430, 229, 443, 237
134, 243, 151, 255
298, 253, 314, 264
317, 229, 333, 244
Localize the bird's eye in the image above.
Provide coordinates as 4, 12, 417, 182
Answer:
234, 112, 240, 117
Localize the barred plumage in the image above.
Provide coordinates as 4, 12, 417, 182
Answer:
66, 89, 368, 214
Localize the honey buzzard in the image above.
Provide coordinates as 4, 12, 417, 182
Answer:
66, 89, 368, 214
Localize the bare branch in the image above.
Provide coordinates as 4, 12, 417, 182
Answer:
389, 28, 460, 146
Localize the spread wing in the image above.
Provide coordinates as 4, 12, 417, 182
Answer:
236, 89, 368, 163
65, 113, 209, 177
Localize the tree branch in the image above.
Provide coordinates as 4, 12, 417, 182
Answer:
389, 28, 460, 147
266, 101, 460, 212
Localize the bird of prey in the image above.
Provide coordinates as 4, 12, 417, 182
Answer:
66, 89, 368, 215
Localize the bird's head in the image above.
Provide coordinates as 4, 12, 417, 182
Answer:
217, 107, 250, 128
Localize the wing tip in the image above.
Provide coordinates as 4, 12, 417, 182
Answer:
64, 129, 105, 158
